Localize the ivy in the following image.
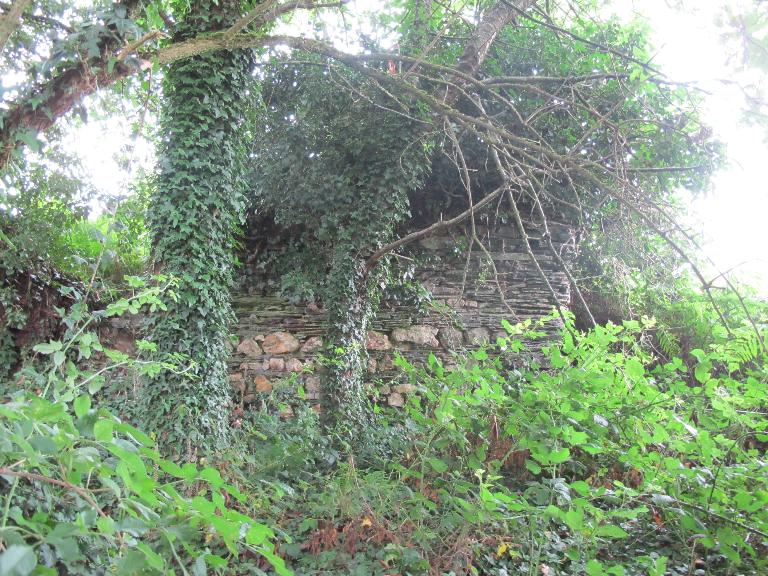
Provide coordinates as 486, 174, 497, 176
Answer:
143, 0, 256, 455
251, 58, 432, 445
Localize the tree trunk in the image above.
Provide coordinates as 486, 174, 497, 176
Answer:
321, 247, 375, 445
142, 0, 254, 457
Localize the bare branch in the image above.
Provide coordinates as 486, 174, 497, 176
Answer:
502, 1, 663, 75
365, 184, 507, 270
223, 0, 349, 43
0, 467, 107, 518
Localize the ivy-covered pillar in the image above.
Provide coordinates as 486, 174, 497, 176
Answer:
320, 246, 377, 443
143, 0, 254, 456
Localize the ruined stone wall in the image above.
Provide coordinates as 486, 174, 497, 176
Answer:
228, 220, 574, 409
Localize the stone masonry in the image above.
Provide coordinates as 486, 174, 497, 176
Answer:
229, 220, 574, 409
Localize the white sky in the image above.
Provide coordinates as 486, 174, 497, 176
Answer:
607, 0, 768, 293
71, 0, 768, 293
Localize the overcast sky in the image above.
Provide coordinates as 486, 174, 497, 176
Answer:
606, 0, 768, 293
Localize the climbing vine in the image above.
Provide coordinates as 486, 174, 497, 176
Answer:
251, 58, 432, 444
143, 0, 255, 455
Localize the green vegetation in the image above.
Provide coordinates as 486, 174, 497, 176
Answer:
142, 0, 256, 455
2, 296, 767, 574
1, 0, 767, 574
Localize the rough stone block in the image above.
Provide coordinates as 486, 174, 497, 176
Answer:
262, 332, 300, 354
304, 376, 321, 399
269, 357, 285, 371
379, 355, 395, 371
301, 336, 324, 352
366, 330, 392, 350
229, 373, 246, 393
236, 338, 262, 358
438, 326, 464, 349
306, 302, 323, 315
254, 375, 272, 392
239, 362, 262, 373
388, 392, 404, 407
391, 325, 439, 347
286, 358, 303, 372
467, 327, 491, 345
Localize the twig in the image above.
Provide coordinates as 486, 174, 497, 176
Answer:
117, 29, 165, 61
0, 467, 107, 518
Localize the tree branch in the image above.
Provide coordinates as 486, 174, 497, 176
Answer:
365, 184, 506, 270
0, 1, 73, 33
444, 0, 537, 105
0, 0, 31, 53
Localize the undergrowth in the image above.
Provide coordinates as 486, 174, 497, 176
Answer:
1, 294, 767, 575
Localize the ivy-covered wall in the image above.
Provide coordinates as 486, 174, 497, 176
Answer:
229, 219, 574, 410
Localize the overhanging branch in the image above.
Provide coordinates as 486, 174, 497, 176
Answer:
365, 184, 507, 271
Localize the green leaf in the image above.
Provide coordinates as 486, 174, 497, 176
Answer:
570, 481, 590, 496
624, 359, 644, 379
257, 546, 292, 576
427, 457, 448, 473
158, 459, 186, 479
564, 507, 584, 531
525, 459, 541, 474
88, 377, 105, 395
548, 448, 570, 464
200, 467, 223, 488
96, 516, 116, 536
0, 545, 37, 576
115, 422, 154, 447
33, 341, 62, 354
586, 559, 605, 576
694, 361, 711, 384
93, 419, 114, 442
137, 542, 165, 571
246, 523, 273, 546
74, 395, 91, 418
53, 350, 66, 366
210, 516, 239, 552
596, 524, 629, 538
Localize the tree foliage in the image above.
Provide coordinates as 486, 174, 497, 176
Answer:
251, 57, 432, 438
